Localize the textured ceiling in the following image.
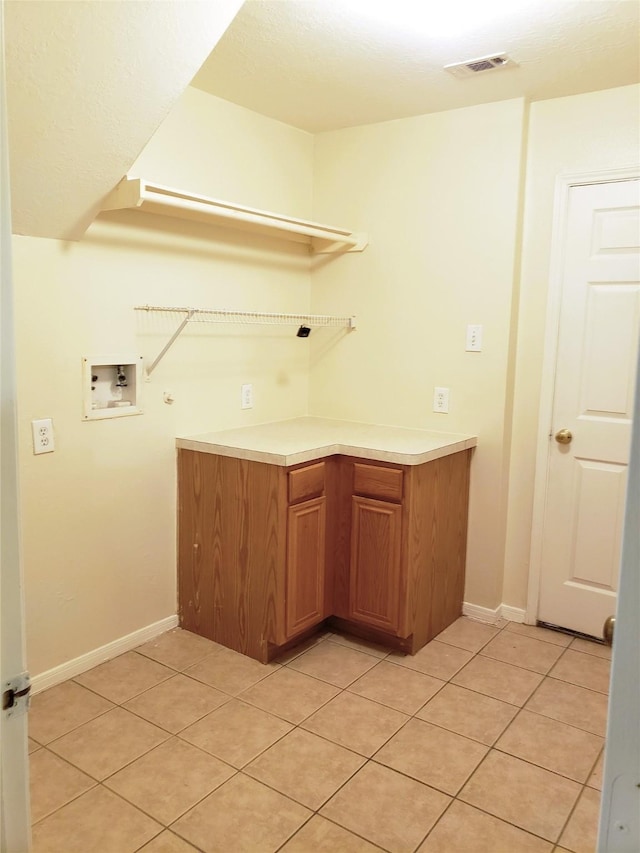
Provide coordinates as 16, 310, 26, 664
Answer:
192, 0, 640, 133
5, 0, 243, 239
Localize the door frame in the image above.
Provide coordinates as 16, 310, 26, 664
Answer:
525, 166, 640, 626
1, 2, 32, 848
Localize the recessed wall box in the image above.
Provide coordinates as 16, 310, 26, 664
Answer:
82, 355, 143, 420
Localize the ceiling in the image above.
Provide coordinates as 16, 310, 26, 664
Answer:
192, 0, 640, 133
4, 1, 638, 241
4, 0, 243, 240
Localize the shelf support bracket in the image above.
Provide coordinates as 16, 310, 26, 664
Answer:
145, 309, 193, 378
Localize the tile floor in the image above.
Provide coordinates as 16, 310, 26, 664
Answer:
27, 617, 610, 853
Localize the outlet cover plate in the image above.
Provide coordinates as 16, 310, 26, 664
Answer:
433, 387, 450, 414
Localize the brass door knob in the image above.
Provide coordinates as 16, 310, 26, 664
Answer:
555, 429, 573, 445
603, 615, 615, 645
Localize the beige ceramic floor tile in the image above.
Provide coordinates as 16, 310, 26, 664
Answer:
238, 666, 340, 724
348, 660, 445, 714
418, 800, 553, 852
374, 718, 488, 795
495, 709, 604, 782
74, 651, 174, 704
504, 621, 573, 647
124, 673, 229, 733
459, 750, 581, 842
136, 628, 222, 670
480, 631, 565, 674
172, 774, 311, 853
587, 749, 605, 790
559, 786, 601, 853
321, 762, 450, 853
245, 728, 365, 809
272, 634, 328, 664
185, 645, 279, 696
48, 707, 169, 780
179, 699, 292, 768
451, 655, 544, 706
137, 831, 201, 853
388, 640, 473, 680
325, 632, 390, 659
301, 690, 408, 756
31, 786, 161, 853
29, 681, 113, 745
287, 641, 379, 687
105, 737, 235, 824
29, 749, 95, 823
416, 683, 518, 745
525, 678, 609, 736
570, 637, 611, 660
280, 815, 381, 852
550, 650, 611, 694
434, 617, 500, 652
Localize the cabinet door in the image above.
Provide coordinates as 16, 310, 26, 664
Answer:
349, 496, 402, 634
286, 496, 326, 638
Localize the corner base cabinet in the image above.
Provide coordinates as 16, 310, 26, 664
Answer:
178, 448, 472, 662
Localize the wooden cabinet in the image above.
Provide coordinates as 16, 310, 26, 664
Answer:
330, 452, 472, 655
178, 451, 328, 662
349, 496, 403, 634
346, 461, 404, 634
286, 497, 326, 637
285, 459, 327, 639
178, 446, 472, 662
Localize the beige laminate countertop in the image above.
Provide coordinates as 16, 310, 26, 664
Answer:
176, 417, 477, 467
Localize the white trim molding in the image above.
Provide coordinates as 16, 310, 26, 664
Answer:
31, 615, 179, 695
463, 602, 526, 625
500, 605, 527, 624
526, 166, 640, 625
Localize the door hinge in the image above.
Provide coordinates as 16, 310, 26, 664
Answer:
2, 672, 31, 718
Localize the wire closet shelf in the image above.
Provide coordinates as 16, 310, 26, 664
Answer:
135, 304, 356, 376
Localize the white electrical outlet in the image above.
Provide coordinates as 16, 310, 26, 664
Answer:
32, 418, 55, 454
433, 387, 450, 414
241, 383, 253, 410
466, 324, 483, 352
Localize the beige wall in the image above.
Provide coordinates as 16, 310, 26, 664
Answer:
310, 99, 527, 609
15, 83, 639, 676
310, 85, 639, 614
503, 84, 640, 609
15, 90, 314, 675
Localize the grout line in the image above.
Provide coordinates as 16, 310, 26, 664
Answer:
552, 777, 591, 850
31, 621, 606, 851
448, 794, 570, 849
29, 748, 99, 826
412, 796, 458, 852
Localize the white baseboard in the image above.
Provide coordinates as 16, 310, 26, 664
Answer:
31, 615, 179, 695
462, 602, 502, 624
462, 602, 526, 626
500, 604, 526, 623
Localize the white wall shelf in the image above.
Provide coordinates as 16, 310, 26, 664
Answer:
135, 305, 356, 376
102, 178, 368, 254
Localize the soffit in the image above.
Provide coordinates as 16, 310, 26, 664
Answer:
5, 0, 243, 239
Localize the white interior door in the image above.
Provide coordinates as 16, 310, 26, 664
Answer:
538, 178, 640, 637
1, 4, 31, 849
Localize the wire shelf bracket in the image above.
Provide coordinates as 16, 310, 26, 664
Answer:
135, 305, 357, 376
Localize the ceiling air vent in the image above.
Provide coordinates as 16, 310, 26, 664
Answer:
445, 53, 516, 79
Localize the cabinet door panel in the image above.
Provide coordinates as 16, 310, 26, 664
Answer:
286, 497, 326, 638
349, 496, 402, 634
